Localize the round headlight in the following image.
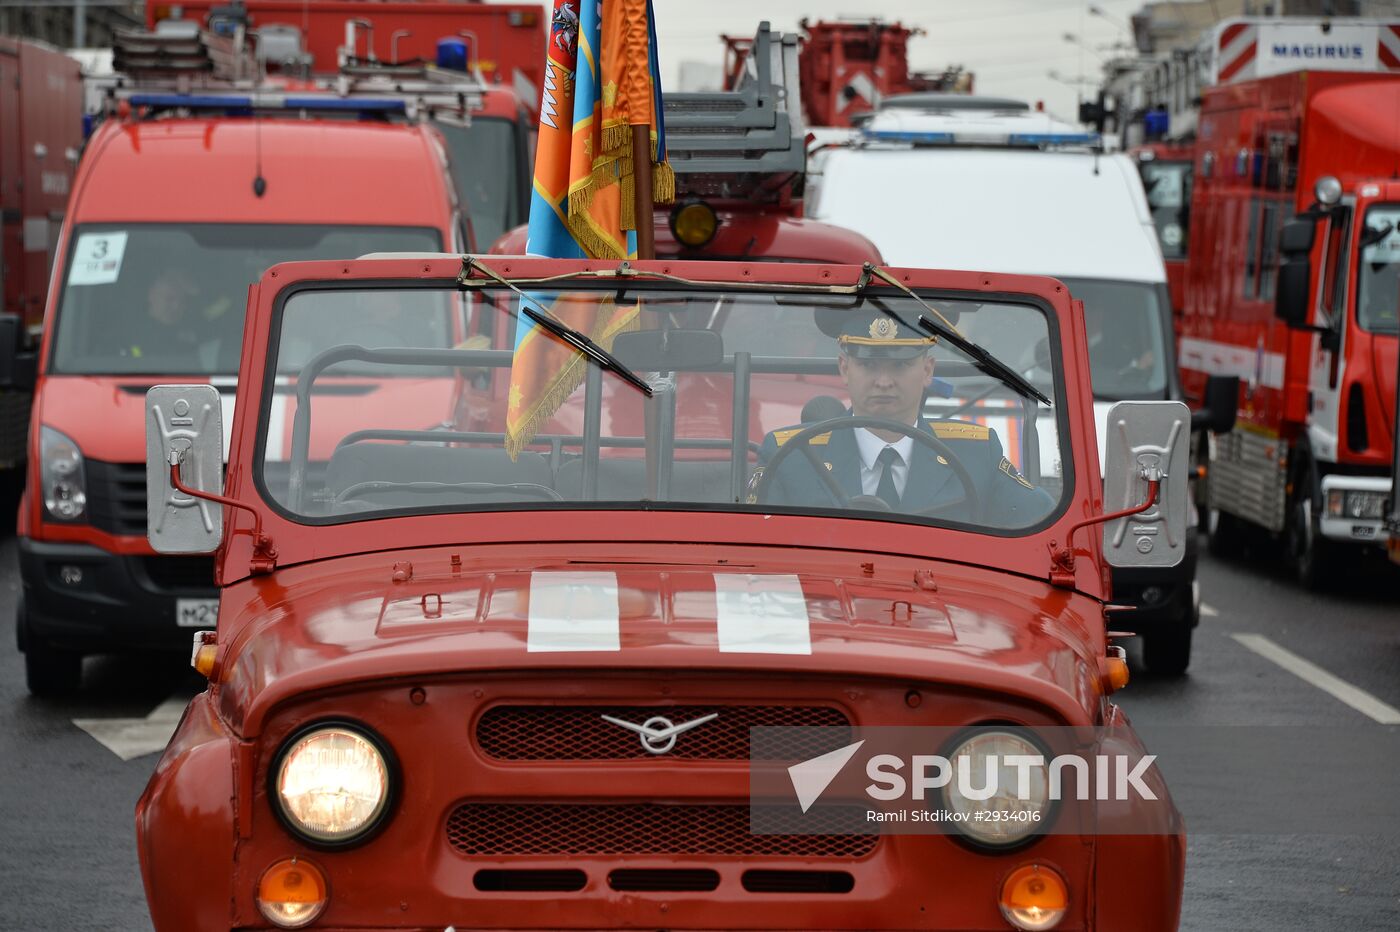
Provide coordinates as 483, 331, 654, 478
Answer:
942, 729, 1052, 848
1314, 174, 1343, 207
273, 725, 392, 845
669, 200, 719, 248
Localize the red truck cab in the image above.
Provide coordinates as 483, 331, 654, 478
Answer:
149, 0, 543, 247
1180, 70, 1398, 584
135, 253, 1188, 931
1131, 141, 1193, 324
10, 29, 473, 695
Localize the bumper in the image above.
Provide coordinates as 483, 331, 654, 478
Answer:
1107, 531, 1199, 629
1319, 475, 1393, 545
19, 537, 215, 654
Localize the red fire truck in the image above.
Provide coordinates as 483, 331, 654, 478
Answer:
0, 37, 84, 471
149, 0, 543, 247
1180, 69, 1399, 584
10, 26, 478, 695
718, 19, 970, 129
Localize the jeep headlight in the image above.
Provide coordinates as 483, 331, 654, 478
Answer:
272, 724, 393, 846
942, 730, 1052, 847
40, 426, 87, 521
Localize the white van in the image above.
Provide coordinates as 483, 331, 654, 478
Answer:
808, 95, 1198, 674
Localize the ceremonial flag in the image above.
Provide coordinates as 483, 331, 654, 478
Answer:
507, 0, 673, 457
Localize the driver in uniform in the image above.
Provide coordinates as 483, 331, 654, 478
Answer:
750, 313, 1055, 526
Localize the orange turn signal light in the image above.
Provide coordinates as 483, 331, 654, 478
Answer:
999, 864, 1069, 931
192, 643, 218, 679
257, 857, 328, 929
1100, 645, 1129, 693
1106, 655, 1130, 692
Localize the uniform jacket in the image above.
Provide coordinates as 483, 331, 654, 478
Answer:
754, 415, 1056, 528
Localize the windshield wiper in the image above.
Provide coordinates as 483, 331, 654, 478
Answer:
861, 263, 1053, 407
462, 257, 653, 397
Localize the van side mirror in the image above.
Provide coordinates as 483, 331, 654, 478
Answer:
1102, 401, 1190, 569
1274, 217, 1317, 328
1190, 374, 1238, 434
0, 313, 37, 390
145, 385, 223, 554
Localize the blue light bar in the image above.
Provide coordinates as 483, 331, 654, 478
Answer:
1006, 132, 1101, 146
862, 129, 956, 145
129, 93, 253, 109
282, 97, 407, 113
128, 93, 408, 114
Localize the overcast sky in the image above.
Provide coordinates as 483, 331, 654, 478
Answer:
644, 0, 1147, 122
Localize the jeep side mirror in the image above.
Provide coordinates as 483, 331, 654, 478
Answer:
0, 313, 37, 390
1274, 217, 1317, 328
145, 385, 223, 554
1101, 401, 1190, 569
1190, 374, 1238, 434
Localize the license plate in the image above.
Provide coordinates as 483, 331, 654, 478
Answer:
176, 598, 219, 628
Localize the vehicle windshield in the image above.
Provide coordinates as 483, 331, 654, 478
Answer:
434, 117, 521, 248
50, 223, 442, 377
258, 284, 1070, 534
1058, 278, 1169, 400
1138, 159, 1191, 260
1358, 205, 1400, 334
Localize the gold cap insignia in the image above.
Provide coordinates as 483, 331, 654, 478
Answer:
869, 317, 899, 341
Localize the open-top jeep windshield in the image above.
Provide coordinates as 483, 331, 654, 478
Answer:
257, 283, 1070, 533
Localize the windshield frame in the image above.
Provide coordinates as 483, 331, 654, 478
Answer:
1355, 202, 1400, 336
251, 277, 1077, 540
46, 221, 444, 377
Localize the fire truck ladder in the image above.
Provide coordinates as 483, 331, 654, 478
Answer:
663, 22, 807, 204
99, 24, 485, 123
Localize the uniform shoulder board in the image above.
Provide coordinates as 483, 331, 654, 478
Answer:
929, 421, 990, 441
774, 427, 831, 446
998, 456, 1035, 490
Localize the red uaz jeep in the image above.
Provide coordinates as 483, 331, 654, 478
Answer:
136, 255, 1187, 931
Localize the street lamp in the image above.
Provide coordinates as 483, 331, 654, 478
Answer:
1047, 69, 1097, 88
1088, 4, 1131, 34
1063, 32, 1107, 62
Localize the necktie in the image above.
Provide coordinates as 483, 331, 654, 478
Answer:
875, 446, 902, 509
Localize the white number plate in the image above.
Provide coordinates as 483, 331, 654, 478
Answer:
176, 598, 219, 628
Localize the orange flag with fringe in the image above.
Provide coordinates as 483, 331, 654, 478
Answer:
507, 0, 672, 458
565, 0, 673, 258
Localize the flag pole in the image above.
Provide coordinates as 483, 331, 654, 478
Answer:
631, 123, 656, 259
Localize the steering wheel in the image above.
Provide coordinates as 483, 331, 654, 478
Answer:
753, 415, 982, 522
333, 480, 563, 506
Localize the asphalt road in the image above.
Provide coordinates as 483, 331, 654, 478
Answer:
0, 526, 1396, 931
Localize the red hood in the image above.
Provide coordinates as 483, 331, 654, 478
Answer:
213, 544, 1107, 737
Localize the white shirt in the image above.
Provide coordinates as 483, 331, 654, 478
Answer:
854, 428, 914, 498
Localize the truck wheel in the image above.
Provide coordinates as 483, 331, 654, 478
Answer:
1285, 455, 1335, 589
18, 598, 82, 698
1142, 597, 1196, 676
1205, 506, 1243, 558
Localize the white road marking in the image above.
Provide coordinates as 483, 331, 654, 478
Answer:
1231, 634, 1400, 725
715, 574, 812, 655
526, 571, 620, 652
1201, 603, 1220, 617
73, 695, 189, 761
